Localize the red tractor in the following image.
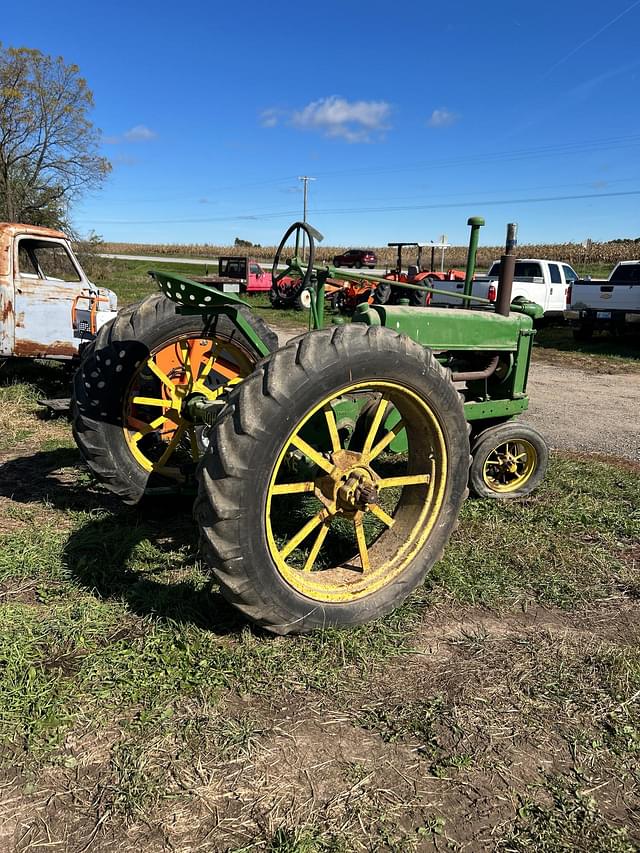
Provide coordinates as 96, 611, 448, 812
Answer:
328, 242, 468, 313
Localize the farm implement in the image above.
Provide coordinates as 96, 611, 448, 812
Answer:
72, 217, 548, 634
320, 240, 468, 314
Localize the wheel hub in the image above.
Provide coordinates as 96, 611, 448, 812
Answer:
316, 451, 380, 515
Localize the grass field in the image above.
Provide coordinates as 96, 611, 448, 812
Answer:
1, 356, 639, 851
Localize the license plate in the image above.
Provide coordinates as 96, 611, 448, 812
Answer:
596, 311, 611, 319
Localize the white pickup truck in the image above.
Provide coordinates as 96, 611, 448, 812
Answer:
430, 258, 578, 321
565, 260, 640, 340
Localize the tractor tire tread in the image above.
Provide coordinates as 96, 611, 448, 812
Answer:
196, 323, 471, 634
72, 293, 276, 504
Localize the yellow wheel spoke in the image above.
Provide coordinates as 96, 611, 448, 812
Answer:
155, 424, 185, 469
368, 504, 395, 528
303, 521, 331, 573
130, 415, 168, 444
354, 517, 370, 571
179, 341, 195, 385
209, 358, 241, 381
132, 396, 171, 408
271, 481, 316, 496
365, 420, 405, 462
147, 359, 177, 397
290, 434, 334, 475
199, 343, 221, 381
377, 473, 431, 489
281, 509, 329, 560
323, 404, 342, 453
362, 397, 388, 456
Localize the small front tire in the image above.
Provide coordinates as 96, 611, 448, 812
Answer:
469, 421, 548, 499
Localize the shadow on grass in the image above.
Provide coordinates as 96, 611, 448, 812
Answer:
534, 326, 640, 361
63, 501, 246, 634
0, 357, 73, 399
62, 504, 247, 635
0, 447, 111, 511
0, 447, 246, 634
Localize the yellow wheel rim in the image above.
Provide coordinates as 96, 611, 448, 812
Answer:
481, 438, 537, 493
265, 381, 448, 603
123, 336, 251, 479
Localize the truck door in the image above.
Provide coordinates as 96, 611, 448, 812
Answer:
546, 263, 563, 311
13, 237, 85, 358
562, 265, 578, 308
249, 261, 270, 292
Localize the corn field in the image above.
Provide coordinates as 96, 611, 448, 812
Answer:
94, 238, 640, 271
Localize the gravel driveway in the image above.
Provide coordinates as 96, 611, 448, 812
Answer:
275, 328, 639, 463
523, 361, 640, 463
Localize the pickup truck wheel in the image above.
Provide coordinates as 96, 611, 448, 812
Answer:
573, 323, 593, 342
470, 422, 548, 499
72, 293, 277, 504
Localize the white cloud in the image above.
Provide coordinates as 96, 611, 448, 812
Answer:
103, 124, 157, 145
259, 108, 281, 128
291, 96, 391, 142
123, 124, 157, 142
427, 108, 459, 128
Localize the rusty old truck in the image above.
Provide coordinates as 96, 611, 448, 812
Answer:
0, 223, 118, 361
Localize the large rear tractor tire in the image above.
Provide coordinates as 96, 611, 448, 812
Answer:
72, 293, 277, 504
469, 421, 548, 499
195, 324, 470, 634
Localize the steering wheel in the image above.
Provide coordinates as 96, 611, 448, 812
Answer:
271, 221, 323, 305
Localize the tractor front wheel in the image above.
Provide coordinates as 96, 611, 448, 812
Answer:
195, 324, 470, 634
72, 293, 277, 504
469, 421, 548, 499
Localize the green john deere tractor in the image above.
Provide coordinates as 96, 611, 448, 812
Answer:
72, 217, 548, 634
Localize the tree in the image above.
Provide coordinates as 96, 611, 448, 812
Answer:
0, 45, 111, 228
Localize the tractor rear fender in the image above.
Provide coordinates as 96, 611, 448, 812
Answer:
149, 269, 272, 357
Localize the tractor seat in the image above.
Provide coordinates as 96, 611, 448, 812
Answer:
407, 264, 419, 281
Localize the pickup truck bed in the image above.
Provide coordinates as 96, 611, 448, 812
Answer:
430, 258, 577, 321
566, 261, 640, 339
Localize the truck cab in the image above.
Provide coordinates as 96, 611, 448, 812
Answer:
0, 223, 118, 360
430, 258, 578, 319
217, 257, 271, 292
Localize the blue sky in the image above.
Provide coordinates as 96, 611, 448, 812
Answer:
5, 0, 640, 246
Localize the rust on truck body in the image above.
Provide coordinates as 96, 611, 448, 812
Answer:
0, 222, 118, 359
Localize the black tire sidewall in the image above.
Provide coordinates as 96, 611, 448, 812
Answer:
73, 298, 269, 503
204, 330, 470, 631
469, 421, 548, 499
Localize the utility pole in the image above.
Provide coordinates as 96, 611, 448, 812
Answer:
298, 175, 316, 259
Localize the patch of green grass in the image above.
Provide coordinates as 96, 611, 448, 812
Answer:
534, 325, 640, 370
95, 258, 309, 331
500, 780, 637, 852
426, 455, 639, 610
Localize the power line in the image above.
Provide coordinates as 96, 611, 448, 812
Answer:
90, 133, 640, 208
84, 188, 640, 226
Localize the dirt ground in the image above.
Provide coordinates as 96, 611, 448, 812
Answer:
523, 361, 640, 462
275, 327, 640, 461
